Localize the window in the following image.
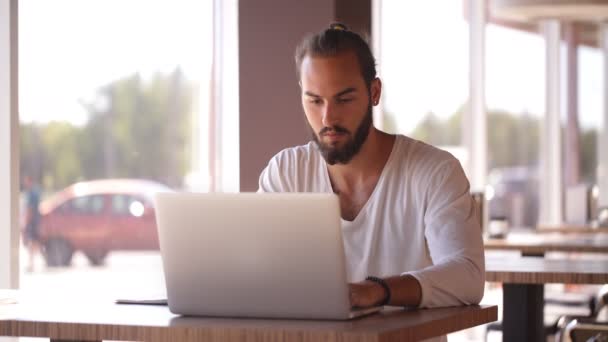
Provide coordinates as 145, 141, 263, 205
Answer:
577, 44, 602, 185
111, 195, 131, 216
61, 195, 105, 215
111, 194, 146, 217
18, 0, 215, 295
485, 24, 544, 227
378, 0, 468, 161
576, 43, 602, 219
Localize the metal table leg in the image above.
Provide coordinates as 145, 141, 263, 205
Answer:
502, 283, 545, 342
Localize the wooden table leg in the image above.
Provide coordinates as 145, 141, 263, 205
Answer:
502, 283, 545, 342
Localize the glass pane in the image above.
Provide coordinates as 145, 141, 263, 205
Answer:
111, 195, 130, 215
379, 0, 468, 160
578, 45, 602, 184
577, 44, 602, 219
18, 0, 213, 299
486, 24, 544, 227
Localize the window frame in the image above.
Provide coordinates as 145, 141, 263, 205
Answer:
0, 0, 19, 289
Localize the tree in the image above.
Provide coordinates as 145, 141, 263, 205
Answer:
40, 121, 84, 190
81, 68, 194, 188
408, 108, 597, 182
410, 108, 540, 169
20, 68, 196, 192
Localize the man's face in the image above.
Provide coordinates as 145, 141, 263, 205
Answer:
299, 52, 378, 165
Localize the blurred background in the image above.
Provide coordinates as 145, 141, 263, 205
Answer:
2, 0, 607, 341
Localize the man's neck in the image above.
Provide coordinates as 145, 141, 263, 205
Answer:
327, 129, 395, 193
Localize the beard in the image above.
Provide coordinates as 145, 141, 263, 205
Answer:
309, 103, 373, 165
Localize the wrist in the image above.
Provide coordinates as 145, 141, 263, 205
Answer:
365, 276, 391, 306
364, 280, 385, 304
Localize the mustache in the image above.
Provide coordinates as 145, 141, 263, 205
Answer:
319, 125, 350, 135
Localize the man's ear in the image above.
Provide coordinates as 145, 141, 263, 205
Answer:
370, 78, 382, 106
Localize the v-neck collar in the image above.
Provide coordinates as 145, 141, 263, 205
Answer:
321, 136, 400, 224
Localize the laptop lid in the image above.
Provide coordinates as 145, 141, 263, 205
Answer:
154, 192, 358, 319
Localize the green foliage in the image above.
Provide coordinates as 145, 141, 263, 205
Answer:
20, 68, 195, 191
408, 107, 596, 181
407, 108, 462, 147
40, 121, 84, 190
486, 110, 539, 169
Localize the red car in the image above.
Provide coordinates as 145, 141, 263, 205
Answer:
38, 179, 172, 266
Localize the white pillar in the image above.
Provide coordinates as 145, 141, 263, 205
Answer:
599, 23, 608, 208
215, 0, 239, 192
371, 0, 384, 130
539, 20, 563, 226
0, 0, 20, 289
466, 0, 487, 192
186, 0, 238, 193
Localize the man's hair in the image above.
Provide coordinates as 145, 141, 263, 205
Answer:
295, 23, 377, 89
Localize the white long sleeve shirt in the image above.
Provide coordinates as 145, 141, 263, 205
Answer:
258, 134, 485, 312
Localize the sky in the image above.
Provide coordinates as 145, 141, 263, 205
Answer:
19, 0, 212, 126
380, 0, 603, 133
19, 0, 603, 132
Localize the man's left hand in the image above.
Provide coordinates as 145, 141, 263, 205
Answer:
348, 280, 386, 308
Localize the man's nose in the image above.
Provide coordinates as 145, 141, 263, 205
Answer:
321, 103, 339, 127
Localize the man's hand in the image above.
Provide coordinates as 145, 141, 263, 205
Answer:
349, 275, 423, 308
348, 280, 386, 308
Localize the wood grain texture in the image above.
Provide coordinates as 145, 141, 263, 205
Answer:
486, 256, 608, 284
0, 292, 497, 342
484, 232, 608, 254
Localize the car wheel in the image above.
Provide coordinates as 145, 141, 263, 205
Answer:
84, 249, 108, 266
43, 238, 74, 267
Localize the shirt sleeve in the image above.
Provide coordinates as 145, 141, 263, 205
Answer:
257, 151, 293, 193
405, 159, 485, 308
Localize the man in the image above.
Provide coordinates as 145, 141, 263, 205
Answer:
22, 175, 42, 272
258, 24, 484, 312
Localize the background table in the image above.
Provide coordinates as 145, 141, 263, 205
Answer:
485, 256, 608, 342
484, 232, 608, 256
535, 226, 608, 234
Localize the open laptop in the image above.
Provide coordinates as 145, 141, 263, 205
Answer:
154, 192, 381, 320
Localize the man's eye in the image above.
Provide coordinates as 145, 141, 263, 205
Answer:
337, 98, 353, 104
309, 98, 322, 105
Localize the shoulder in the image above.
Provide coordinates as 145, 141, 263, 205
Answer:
268, 142, 319, 170
258, 142, 321, 192
394, 135, 459, 175
391, 135, 468, 204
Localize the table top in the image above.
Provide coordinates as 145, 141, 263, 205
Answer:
535, 226, 608, 234
484, 232, 608, 254
0, 290, 497, 342
485, 256, 608, 284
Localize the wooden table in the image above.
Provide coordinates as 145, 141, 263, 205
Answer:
535, 226, 608, 234
484, 232, 608, 256
0, 290, 497, 342
485, 256, 608, 342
